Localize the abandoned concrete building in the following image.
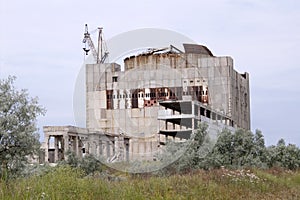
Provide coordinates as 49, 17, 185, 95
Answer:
42, 29, 250, 164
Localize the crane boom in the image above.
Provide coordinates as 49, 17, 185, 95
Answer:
82, 24, 108, 64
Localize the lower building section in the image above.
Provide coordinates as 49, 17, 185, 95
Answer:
41, 98, 236, 164
41, 126, 158, 163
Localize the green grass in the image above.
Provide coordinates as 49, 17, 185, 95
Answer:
0, 166, 299, 200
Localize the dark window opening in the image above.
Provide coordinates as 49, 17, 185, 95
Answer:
241, 73, 247, 79
206, 110, 211, 118
112, 76, 118, 82
200, 107, 205, 116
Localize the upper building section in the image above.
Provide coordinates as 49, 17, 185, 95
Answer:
183, 44, 214, 56
124, 44, 216, 71
86, 42, 251, 131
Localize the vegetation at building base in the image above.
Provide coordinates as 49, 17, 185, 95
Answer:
158, 123, 300, 174
0, 125, 299, 199
59, 151, 103, 176
0, 166, 300, 199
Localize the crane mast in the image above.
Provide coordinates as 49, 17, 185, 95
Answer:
82, 24, 108, 64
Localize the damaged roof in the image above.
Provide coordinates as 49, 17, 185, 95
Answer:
183, 43, 214, 56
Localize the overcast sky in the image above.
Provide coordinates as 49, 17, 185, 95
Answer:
0, 0, 299, 146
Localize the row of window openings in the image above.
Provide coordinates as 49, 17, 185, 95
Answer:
183, 80, 203, 84
107, 91, 208, 99
183, 90, 208, 95
113, 78, 203, 84
107, 92, 179, 99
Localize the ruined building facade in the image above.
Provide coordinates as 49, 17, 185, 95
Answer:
42, 43, 250, 163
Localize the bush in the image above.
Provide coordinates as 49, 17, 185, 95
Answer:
61, 151, 102, 175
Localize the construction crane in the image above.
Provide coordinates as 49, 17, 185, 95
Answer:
82, 24, 109, 64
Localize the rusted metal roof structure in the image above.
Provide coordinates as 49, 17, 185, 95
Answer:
183, 43, 214, 56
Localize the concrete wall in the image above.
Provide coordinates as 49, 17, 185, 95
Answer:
86, 53, 250, 133
85, 49, 250, 160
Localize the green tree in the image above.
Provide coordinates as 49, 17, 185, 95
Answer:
0, 76, 45, 179
158, 123, 214, 172
210, 129, 234, 167
266, 139, 300, 170
180, 123, 214, 170
210, 128, 267, 168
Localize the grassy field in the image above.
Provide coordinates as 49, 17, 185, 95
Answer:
0, 166, 299, 200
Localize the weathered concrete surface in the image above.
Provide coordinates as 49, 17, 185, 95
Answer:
43, 43, 250, 163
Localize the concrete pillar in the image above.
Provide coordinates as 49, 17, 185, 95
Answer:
114, 136, 118, 157
129, 139, 133, 160
133, 140, 138, 160
150, 141, 153, 159
54, 137, 59, 162
79, 137, 82, 157
192, 116, 195, 135
112, 141, 115, 156
119, 136, 124, 161
75, 136, 79, 157
44, 135, 50, 163
63, 135, 68, 152
106, 141, 110, 157
95, 143, 99, 157
92, 141, 96, 155
86, 142, 90, 154
99, 140, 103, 156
